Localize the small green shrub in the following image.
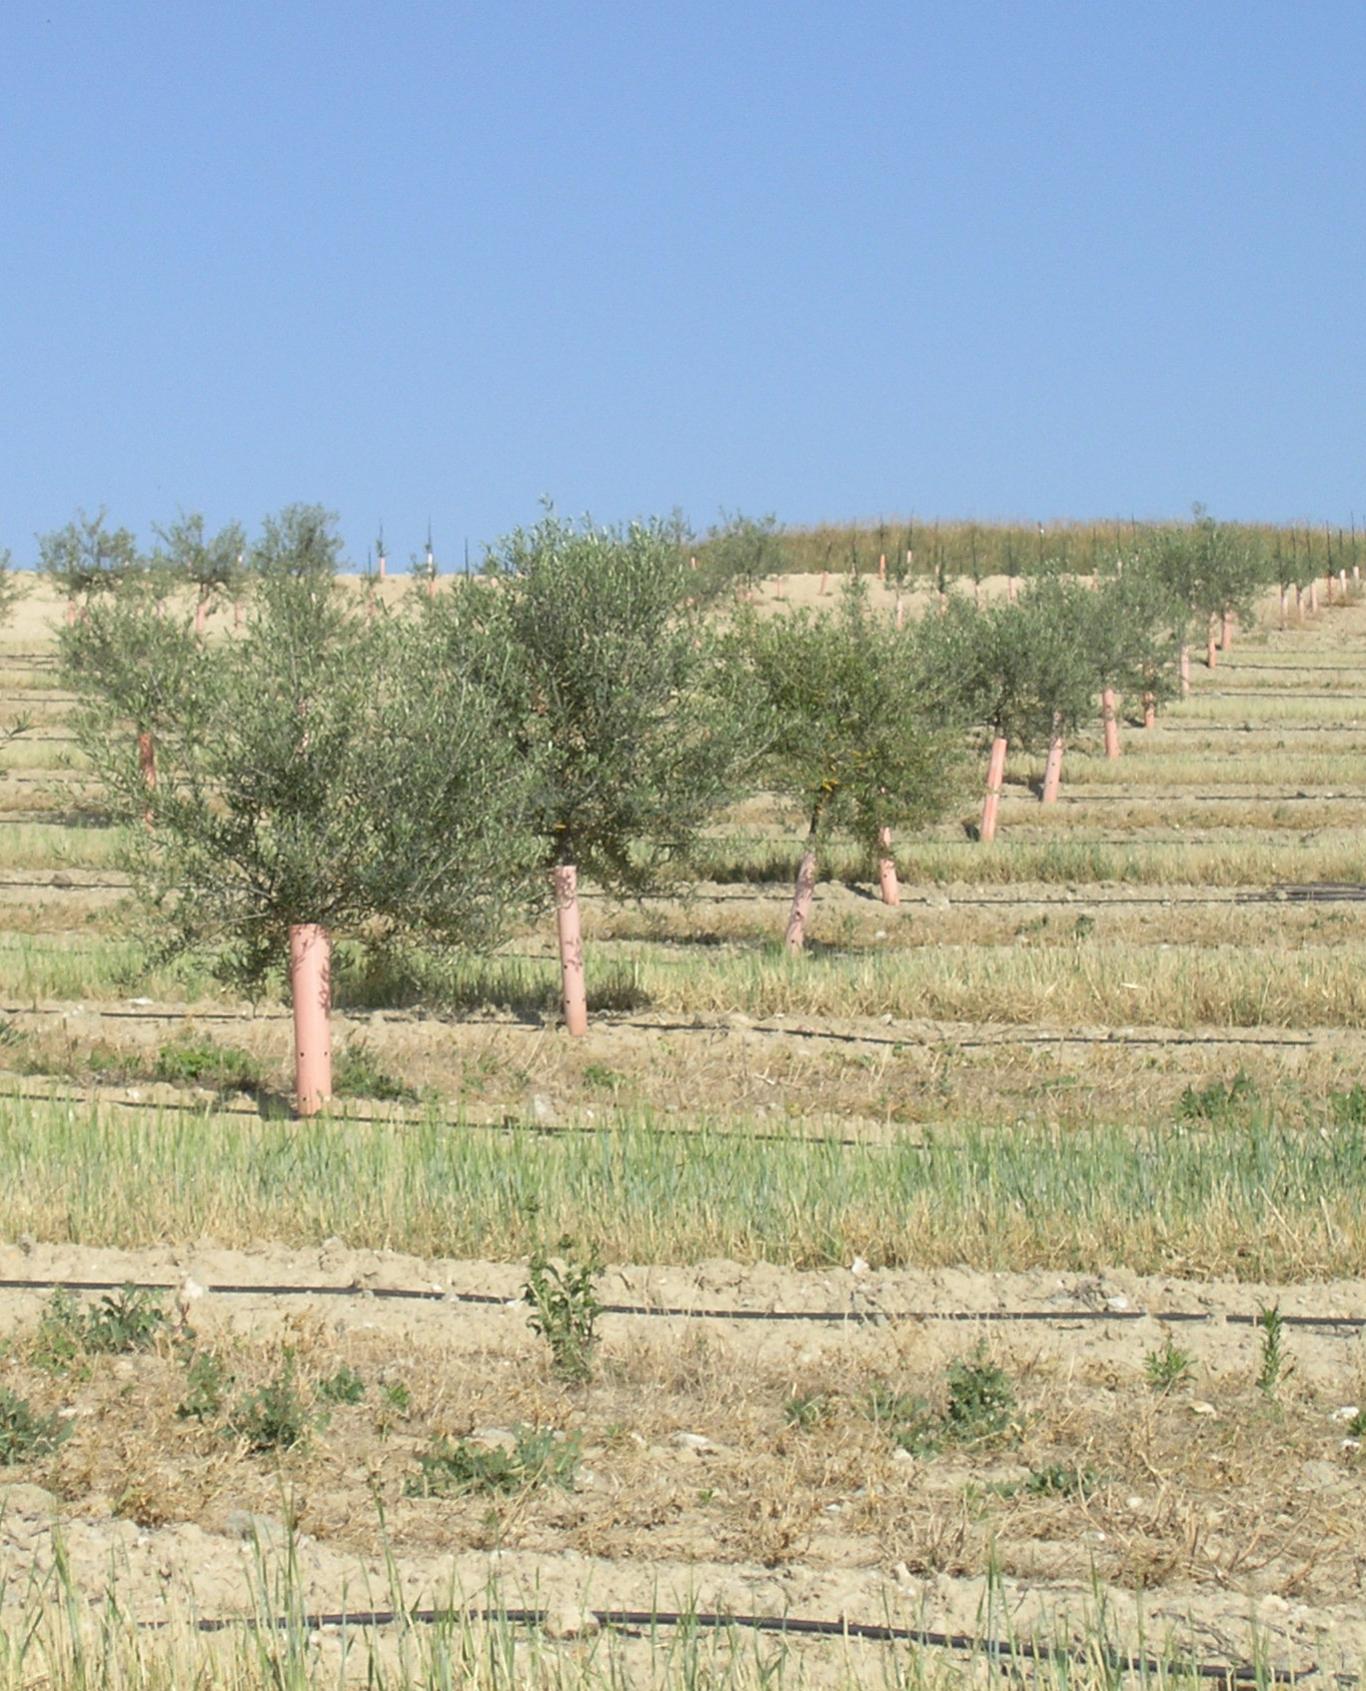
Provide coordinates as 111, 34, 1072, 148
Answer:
942, 1348, 1016, 1442
525, 1239, 602, 1383
407, 1427, 580, 1498
1145, 1332, 1195, 1392
0, 1388, 69, 1464
31, 1290, 85, 1373
1023, 1463, 1100, 1500
83, 1287, 169, 1354
864, 1349, 1016, 1457
229, 1357, 312, 1453
1256, 1303, 1290, 1397
177, 1349, 232, 1422
332, 1042, 418, 1104
31, 1286, 168, 1371
152, 1037, 263, 1093
783, 1392, 834, 1431
1177, 1070, 1259, 1123
317, 1364, 365, 1405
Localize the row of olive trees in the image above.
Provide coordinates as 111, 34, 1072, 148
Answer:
60, 507, 770, 1111
57, 504, 1282, 1110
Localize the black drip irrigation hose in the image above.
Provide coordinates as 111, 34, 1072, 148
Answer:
0, 1079, 891, 1151
182, 1601, 1318, 1684
1196, 690, 1366, 701
1158, 723, 1366, 734
0, 1001, 1321, 1050
1, 1276, 1361, 1333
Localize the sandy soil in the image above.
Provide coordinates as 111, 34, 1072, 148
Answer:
0, 1244, 1362, 1679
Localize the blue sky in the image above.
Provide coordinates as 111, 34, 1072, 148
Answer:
3, 1, 1363, 568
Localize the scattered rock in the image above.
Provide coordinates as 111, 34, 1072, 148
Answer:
469, 1428, 519, 1453
1190, 1401, 1218, 1418
671, 1431, 712, 1451
0, 1483, 59, 1515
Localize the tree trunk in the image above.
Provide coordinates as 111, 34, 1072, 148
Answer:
1295, 584, 1304, 623
1179, 643, 1191, 697
195, 594, 208, 635
1220, 610, 1233, 651
980, 735, 1008, 841
894, 594, 904, 629
876, 826, 900, 906
878, 552, 886, 582
137, 730, 156, 827
1309, 580, 1319, 612
1340, 568, 1348, 600
552, 863, 588, 1036
785, 846, 818, 952
1101, 688, 1120, 759
1206, 622, 1218, 669
1007, 575, 1019, 604
1279, 587, 1288, 629
1325, 570, 1334, 605
1040, 732, 1064, 805
65, 599, 76, 627
289, 923, 332, 1117
1142, 691, 1156, 729
819, 571, 828, 596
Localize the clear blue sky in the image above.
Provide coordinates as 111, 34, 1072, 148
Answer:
3, 0, 1363, 568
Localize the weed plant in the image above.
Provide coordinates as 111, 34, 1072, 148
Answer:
407, 1427, 580, 1498
524, 1240, 602, 1382
0, 1388, 68, 1463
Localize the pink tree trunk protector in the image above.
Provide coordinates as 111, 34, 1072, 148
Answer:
1102, 688, 1120, 759
552, 863, 588, 1036
980, 735, 1008, 842
289, 923, 332, 1117
1040, 734, 1064, 804
876, 827, 900, 906
784, 847, 818, 951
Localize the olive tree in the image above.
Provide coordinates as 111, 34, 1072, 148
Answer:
735, 582, 963, 947
37, 509, 142, 623
1085, 562, 1182, 753
1010, 575, 1111, 802
154, 512, 247, 631
923, 594, 1090, 840
423, 507, 754, 1033
1145, 508, 1269, 671
72, 510, 534, 1113
695, 511, 787, 600
58, 569, 202, 810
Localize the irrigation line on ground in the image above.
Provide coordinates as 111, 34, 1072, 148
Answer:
0, 1000, 1321, 1050
178, 1599, 1318, 1685
0, 1077, 890, 1150
0, 1276, 1360, 1333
